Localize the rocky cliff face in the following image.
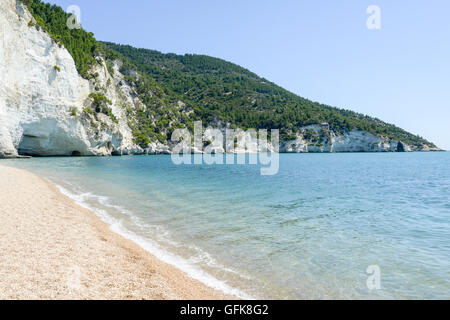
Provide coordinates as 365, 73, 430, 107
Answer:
0, 0, 439, 158
198, 124, 430, 154
281, 125, 417, 153
0, 0, 141, 158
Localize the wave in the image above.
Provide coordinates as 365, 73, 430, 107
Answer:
55, 183, 253, 300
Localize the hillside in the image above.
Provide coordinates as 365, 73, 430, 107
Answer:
104, 42, 436, 149
1, 0, 438, 158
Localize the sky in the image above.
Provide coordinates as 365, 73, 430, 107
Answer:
48, 0, 450, 149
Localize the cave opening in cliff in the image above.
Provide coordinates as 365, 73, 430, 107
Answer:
71, 151, 82, 157
397, 142, 405, 152
17, 134, 42, 157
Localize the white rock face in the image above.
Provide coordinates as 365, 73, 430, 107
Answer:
167, 124, 413, 154
280, 125, 413, 153
0, 0, 141, 158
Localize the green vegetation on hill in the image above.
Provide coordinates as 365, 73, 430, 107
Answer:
103, 42, 435, 148
20, 0, 436, 148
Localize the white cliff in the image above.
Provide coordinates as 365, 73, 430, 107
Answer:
0, 0, 141, 158
281, 125, 416, 153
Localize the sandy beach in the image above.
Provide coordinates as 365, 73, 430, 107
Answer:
0, 164, 230, 300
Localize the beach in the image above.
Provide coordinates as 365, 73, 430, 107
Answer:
2, 153, 449, 299
0, 164, 230, 300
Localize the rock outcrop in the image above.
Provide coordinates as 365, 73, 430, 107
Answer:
0, 0, 141, 158
280, 125, 418, 153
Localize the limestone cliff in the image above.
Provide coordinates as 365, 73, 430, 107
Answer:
0, 0, 142, 158
280, 125, 429, 153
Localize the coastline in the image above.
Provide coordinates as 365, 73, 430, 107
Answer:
0, 165, 234, 300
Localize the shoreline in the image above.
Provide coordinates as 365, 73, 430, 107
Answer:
0, 165, 236, 300
0, 148, 446, 160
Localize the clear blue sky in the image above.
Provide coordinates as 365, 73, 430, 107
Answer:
49, 0, 450, 149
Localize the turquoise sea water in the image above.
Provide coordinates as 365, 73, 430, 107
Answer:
3, 152, 450, 299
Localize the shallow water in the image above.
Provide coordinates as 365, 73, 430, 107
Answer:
4, 152, 450, 299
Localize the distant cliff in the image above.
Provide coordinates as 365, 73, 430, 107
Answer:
0, 0, 440, 158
